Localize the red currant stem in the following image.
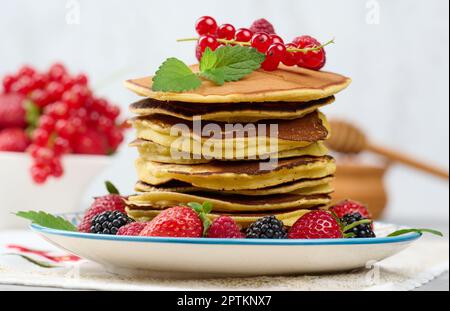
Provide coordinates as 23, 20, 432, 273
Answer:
176, 37, 335, 53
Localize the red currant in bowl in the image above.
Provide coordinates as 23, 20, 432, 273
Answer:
217, 24, 236, 40
195, 16, 218, 36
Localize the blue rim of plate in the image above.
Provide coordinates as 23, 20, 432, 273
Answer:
30, 223, 422, 246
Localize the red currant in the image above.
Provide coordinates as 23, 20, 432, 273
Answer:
195, 16, 218, 36
2, 75, 17, 93
262, 43, 286, 71
48, 63, 67, 81
282, 43, 302, 66
251, 32, 273, 53
37, 115, 56, 132
198, 35, 220, 52
32, 128, 50, 147
32, 73, 49, 89
293, 36, 326, 70
105, 105, 120, 120
54, 137, 71, 155
235, 28, 253, 43
73, 73, 88, 86
13, 76, 34, 95
107, 127, 124, 150
55, 119, 76, 140
45, 101, 70, 119
270, 35, 284, 45
217, 24, 236, 40
50, 158, 64, 178
46, 81, 65, 101
30, 89, 51, 108
31, 165, 49, 184
18, 65, 36, 77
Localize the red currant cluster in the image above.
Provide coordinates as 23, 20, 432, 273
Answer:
194, 16, 328, 71
1, 64, 125, 184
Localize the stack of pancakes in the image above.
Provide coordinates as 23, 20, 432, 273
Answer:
125, 65, 351, 228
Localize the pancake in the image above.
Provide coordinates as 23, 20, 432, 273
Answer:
129, 96, 334, 122
135, 176, 334, 196
130, 139, 329, 164
132, 111, 330, 160
124, 65, 351, 103
126, 191, 331, 212
135, 156, 336, 190
126, 206, 326, 228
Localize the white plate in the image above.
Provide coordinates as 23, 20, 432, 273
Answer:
31, 213, 421, 276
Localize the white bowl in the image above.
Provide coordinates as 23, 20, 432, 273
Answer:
0, 152, 112, 230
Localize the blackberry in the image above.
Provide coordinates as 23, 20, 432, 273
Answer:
341, 213, 376, 238
90, 211, 134, 235
246, 216, 287, 239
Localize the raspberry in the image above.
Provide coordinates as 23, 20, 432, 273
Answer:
207, 216, 244, 238
90, 211, 133, 235
288, 211, 343, 239
249, 18, 276, 35
78, 194, 126, 233
330, 200, 372, 220
140, 206, 203, 238
0, 93, 26, 128
0, 128, 30, 152
246, 216, 287, 239
293, 35, 326, 70
117, 222, 148, 236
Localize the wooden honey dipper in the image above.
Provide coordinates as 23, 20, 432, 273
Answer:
327, 120, 449, 180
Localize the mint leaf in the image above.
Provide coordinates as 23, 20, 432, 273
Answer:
105, 181, 120, 195
152, 58, 202, 93
388, 228, 443, 238
5, 254, 59, 269
15, 211, 78, 232
202, 45, 266, 83
199, 47, 218, 72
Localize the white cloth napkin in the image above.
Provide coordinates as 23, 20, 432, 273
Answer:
0, 230, 448, 291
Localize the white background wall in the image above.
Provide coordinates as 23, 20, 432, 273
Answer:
1, 0, 448, 225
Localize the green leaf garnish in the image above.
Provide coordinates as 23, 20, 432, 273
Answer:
187, 201, 213, 236
388, 228, 443, 237
201, 45, 266, 83
152, 58, 202, 92
152, 45, 266, 92
105, 180, 120, 195
4, 254, 59, 269
15, 211, 78, 232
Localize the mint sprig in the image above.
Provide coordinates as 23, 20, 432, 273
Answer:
152, 45, 265, 93
105, 180, 120, 195
15, 211, 78, 232
388, 228, 443, 238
